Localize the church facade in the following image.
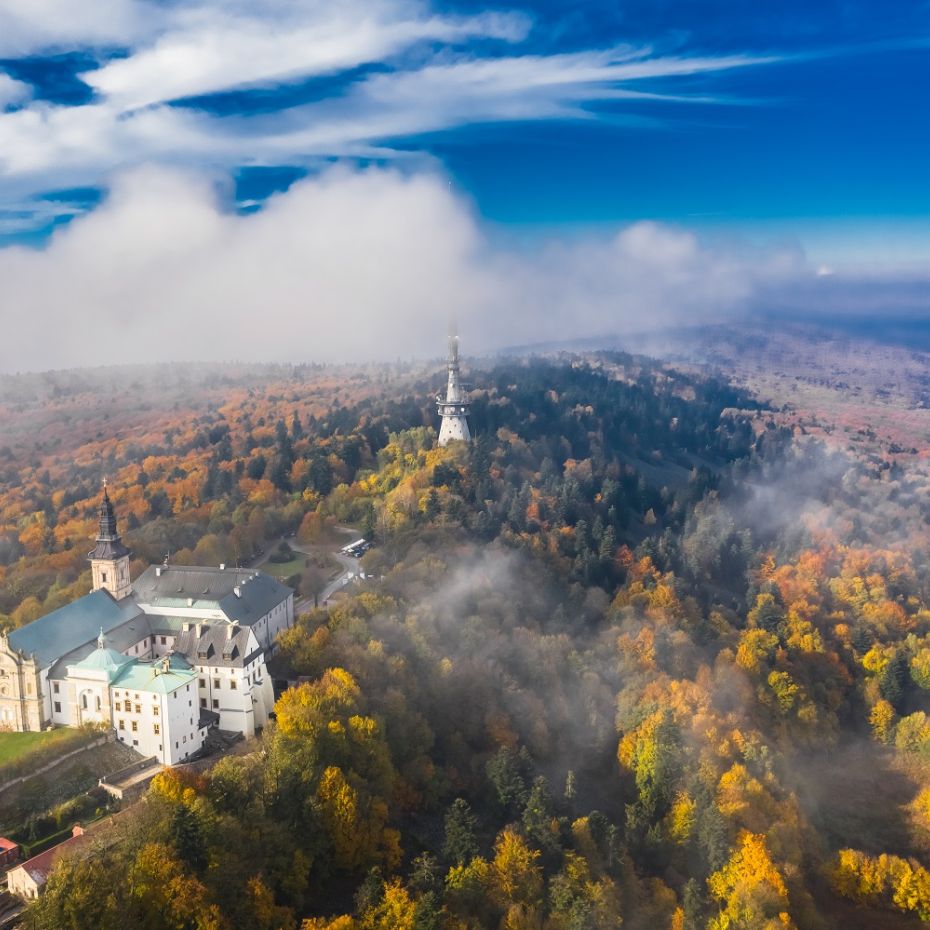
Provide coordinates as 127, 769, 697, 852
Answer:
0, 487, 293, 762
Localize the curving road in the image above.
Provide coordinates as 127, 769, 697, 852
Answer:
291, 529, 366, 613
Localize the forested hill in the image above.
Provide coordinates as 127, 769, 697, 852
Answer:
0, 353, 759, 627
7, 353, 930, 929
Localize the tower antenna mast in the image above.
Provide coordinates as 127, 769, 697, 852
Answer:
436, 319, 471, 446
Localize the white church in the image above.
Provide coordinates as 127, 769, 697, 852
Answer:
0, 486, 294, 765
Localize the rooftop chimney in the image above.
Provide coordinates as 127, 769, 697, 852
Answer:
219, 563, 225, 571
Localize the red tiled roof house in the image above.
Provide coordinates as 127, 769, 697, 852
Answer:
7, 826, 87, 899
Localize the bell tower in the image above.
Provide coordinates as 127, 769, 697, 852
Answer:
436, 323, 471, 447
88, 481, 132, 600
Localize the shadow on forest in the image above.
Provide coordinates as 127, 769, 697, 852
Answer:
790, 741, 926, 929
790, 740, 920, 859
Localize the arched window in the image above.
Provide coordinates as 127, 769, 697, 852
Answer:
95, 695, 101, 711
81, 694, 87, 710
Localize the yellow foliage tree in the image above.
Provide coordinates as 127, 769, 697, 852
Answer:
358, 879, 417, 930
490, 829, 543, 909
302, 918, 357, 930
830, 848, 930, 921
707, 832, 796, 930
735, 630, 778, 676
667, 791, 697, 844
130, 841, 228, 930
869, 699, 895, 744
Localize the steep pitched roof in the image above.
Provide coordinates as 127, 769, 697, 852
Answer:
172, 623, 260, 669
13, 828, 91, 887
133, 565, 290, 626
47, 611, 156, 680
87, 486, 130, 561
8, 590, 143, 669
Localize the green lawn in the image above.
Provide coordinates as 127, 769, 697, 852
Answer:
261, 555, 308, 578
0, 728, 79, 768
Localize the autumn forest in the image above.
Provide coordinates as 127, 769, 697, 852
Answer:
4, 348, 930, 929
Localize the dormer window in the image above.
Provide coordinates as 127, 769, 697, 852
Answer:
101, 571, 108, 583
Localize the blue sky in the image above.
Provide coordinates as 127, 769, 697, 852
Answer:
1, 1, 930, 373
1, 0, 928, 258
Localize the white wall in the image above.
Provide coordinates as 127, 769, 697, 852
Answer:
112, 679, 203, 765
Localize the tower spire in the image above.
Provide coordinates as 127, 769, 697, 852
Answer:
436, 321, 471, 446
88, 481, 132, 599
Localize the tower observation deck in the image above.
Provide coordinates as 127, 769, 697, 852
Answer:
436, 325, 471, 446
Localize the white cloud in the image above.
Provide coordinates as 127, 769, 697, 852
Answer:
0, 0, 152, 56
0, 41, 776, 203
0, 164, 806, 373
83, 4, 529, 109
0, 74, 31, 109
0, 0, 785, 208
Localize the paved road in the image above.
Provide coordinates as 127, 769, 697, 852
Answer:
289, 528, 366, 612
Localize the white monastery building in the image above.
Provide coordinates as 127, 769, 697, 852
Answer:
0, 486, 293, 762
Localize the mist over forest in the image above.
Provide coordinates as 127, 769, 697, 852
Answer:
1, 341, 930, 929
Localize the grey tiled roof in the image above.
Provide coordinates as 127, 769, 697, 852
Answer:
133, 565, 291, 626
9, 590, 143, 669
172, 623, 259, 669
48, 611, 157, 679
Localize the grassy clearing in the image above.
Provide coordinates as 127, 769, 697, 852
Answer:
0, 740, 138, 833
262, 555, 308, 578
0, 728, 82, 769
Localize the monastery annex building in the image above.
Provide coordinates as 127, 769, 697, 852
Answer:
0, 486, 294, 764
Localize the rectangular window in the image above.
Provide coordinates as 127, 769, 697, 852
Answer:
54, 701, 61, 713
199, 678, 206, 688
53, 682, 59, 694
186, 684, 190, 692
133, 739, 138, 746
200, 698, 206, 708
153, 723, 160, 735
212, 699, 219, 709
135, 704, 141, 714
160, 636, 167, 645
153, 706, 159, 716
114, 701, 121, 712
230, 680, 237, 690
101, 571, 108, 583
119, 719, 124, 730
131, 721, 137, 732
213, 679, 220, 689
